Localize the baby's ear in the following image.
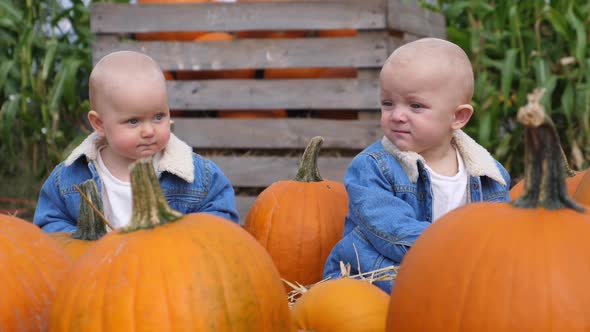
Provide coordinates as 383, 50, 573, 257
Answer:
87, 110, 105, 137
451, 104, 474, 130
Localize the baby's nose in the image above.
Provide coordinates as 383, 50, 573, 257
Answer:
141, 123, 155, 136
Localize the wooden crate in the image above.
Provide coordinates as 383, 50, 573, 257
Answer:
90, 0, 445, 223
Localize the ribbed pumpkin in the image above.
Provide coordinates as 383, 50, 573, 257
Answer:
387, 89, 590, 331
49, 160, 292, 331
48, 180, 107, 260
244, 136, 348, 286
0, 214, 72, 331
573, 170, 590, 205
291, 278, 389, 332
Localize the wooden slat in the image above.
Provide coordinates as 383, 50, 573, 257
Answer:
174, 118, 381, 149
236, 196, 256, 225
167, 76, 380, 110
387, 0, 446, 38
208, 156, 352, 187
93, 33, 393, 70
91, 1, 385, 34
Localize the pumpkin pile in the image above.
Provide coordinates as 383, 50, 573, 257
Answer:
387, 89, 590, 331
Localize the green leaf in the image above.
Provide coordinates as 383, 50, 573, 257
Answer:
0, 0, 23, 22
42, 40, 58, 82
501, 49, 518, 102
565, 8, 587, 67
544, 8, 569, 39
443, 1, 470, 19
0, 60, 14, 92
62, 58, 82, 106
561, 83, 574, 121
532, 57, 550, 84
477, 111, 492, 147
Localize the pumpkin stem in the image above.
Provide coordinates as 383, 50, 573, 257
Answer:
73, 179, 107, 240
124, 158, 183, 232
560, 144, 576, 178
512, 88, 584, 212
295, 136, 324, 182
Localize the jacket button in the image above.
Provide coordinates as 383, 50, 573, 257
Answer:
426, 215, 430, 221
472, 182, 479, 190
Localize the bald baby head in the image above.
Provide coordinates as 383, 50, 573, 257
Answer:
89, 51, 167, 113
382, 38, 474, 104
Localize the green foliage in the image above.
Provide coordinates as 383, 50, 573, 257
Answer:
0, 0, 128, 209
0, 0, 93, 180
423, 0, 590, 178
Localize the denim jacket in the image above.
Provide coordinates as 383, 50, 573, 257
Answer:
323, 130, 510, 293
34, 132, 239, 232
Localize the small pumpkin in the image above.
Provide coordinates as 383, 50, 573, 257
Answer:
0, 213, 72, 331
49, 159, 292, 331
291, 278, 389, 332
48, 179, 107, 260
244, 136, 348, 286
387, 89, 590, 331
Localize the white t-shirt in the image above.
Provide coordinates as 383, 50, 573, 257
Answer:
95, 149, 161, 230
424, 149, 468, 222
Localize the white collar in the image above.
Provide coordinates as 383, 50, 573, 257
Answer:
380, 130, 506, 186
64, 132, 195, 183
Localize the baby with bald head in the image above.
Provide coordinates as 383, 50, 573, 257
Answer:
34, 51, 239, 232
323, 38, 510, 293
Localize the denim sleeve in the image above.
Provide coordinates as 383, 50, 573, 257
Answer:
33, 165, 77, 233
346, 154, 431, 263
195, 159, 239, 223
496, 160, 511, 202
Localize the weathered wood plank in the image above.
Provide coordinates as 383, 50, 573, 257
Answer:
93, 33, 393, 70
387, 0, 446, 38
208, 156, 352, 187
173, 118, 381, 149
167, 75, 380, 110
91, 1, 386, 34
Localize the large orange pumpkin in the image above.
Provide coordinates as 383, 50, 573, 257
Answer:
244, 136, 348, 286
291, 278, 389, 332
386, 89, 590, 331
0, 214, 72, 331
49, 160, 292, 331
48, 180, 107, 260
573, 170, 590, 205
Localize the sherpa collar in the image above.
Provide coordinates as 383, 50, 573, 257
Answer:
64, 132, 195, 183
381, 130, 506, 186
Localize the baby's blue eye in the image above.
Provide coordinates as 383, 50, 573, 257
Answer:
381, 100, 393, 107
154, 113, 164, 121
409, 103, 422, 109
127, 119, 138, 125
